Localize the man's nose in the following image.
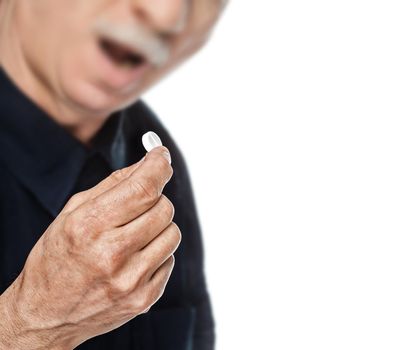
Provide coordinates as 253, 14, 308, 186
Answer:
131, 0, 188, 35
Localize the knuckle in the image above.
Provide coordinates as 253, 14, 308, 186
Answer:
164, 255, 176, 275
159, 195, 175, 222
81, 199, 105, 233
63, 212, 76, 236
138, 300, 151, 313
131, 291, 152, 313
153, 283, 166, 303
62, 191, 87, 214
110, 168, 127, 182
137, 256, 152, 277
143, 287, 159, 308
62, 213, 88, 253
165, 255, 175, 271
67, 191, 86, 207
168, 222, 182, 247
96, 250, 120, 276
110, 277, 134, 296
63, 212, 87, 239
66, 202, 100, 235
129, 176, 158, 204
168, 164, 174, 180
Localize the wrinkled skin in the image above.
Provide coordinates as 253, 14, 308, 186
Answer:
0, 1, 228, 348
1, 147, 180, 349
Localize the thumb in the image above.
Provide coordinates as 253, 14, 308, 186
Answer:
61, 131, 170, 214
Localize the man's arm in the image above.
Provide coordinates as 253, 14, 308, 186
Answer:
0, 280, 30, 349
0, 278, 67, 350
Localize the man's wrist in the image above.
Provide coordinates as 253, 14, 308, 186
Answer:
0, 278, 25, 349
0, 277, 72, 350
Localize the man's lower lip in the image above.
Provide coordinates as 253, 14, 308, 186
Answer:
96, 42, 149, 89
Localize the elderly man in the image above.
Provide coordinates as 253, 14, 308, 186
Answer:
0, 1, 227, 349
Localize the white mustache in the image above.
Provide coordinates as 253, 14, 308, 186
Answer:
92, 18, 170, 67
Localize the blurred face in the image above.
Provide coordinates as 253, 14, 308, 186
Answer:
1, 0, 227, 115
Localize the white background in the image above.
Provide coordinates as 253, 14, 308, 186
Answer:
145, 1, 409, 349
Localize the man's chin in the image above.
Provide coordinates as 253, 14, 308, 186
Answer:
66, 81, 139, 117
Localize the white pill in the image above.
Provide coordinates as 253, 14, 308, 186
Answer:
142, 131, 162, 152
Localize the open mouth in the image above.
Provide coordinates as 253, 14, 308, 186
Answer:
98, 37, 146, 69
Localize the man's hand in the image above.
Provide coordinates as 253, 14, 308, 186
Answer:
0, 146, 181, 350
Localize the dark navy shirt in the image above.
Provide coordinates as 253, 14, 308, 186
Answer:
0, 67, 215, 350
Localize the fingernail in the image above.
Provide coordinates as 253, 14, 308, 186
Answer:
142, 131, 162, 152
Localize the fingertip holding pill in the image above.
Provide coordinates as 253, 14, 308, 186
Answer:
142, 131, 171, 164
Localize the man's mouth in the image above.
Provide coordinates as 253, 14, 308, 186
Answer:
98, 37, 146, 69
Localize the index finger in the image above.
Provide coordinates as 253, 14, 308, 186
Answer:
61, 160, 145, 214
72, 146, 173, 232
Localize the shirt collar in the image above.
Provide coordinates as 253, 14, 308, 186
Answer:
0, 66, 126, 217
